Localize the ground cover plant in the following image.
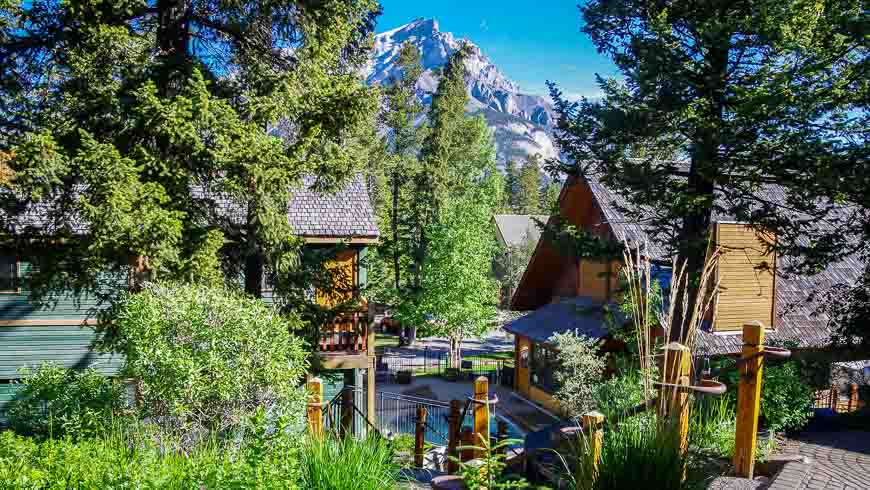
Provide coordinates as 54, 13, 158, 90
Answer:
6, 363, 125, 440
0, 411, 301, 489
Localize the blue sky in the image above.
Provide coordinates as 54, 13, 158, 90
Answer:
375, 1, 618, 100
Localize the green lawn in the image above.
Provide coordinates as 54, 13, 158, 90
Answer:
375, 333, 400, 351
465, 351, 514, 361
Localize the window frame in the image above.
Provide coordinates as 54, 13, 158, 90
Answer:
0, 255, 20, 294
529, 342, 561, 394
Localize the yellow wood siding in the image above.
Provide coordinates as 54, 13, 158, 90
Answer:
515, 335, 531, 397
578, 260, 619, 301
316, 249, 357, 307
713, 223, 776, 332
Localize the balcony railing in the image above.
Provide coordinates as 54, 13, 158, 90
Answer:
316, 310, 369, 353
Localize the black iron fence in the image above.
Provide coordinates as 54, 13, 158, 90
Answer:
376, 350, 514, 387
323, 388, 521, 446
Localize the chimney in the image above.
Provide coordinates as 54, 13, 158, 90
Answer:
711, 223, 777, 333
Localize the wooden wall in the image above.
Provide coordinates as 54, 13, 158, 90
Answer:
514, 335, 531, 398
713, 223, 776, 332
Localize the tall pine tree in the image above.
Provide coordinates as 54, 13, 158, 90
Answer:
0, 1, 380, 312
551, 0, 868, 340
516, 155, 543, 214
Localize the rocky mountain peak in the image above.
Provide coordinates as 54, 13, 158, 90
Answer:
367, 19, 558, 165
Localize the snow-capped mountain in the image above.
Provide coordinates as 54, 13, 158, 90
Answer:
366, 18, 558, 165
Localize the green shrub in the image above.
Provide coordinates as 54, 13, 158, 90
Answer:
552, 331, 607, 417
455, 435, 528, 489
759, 361, 814, 432
592, 367, 647, 421
6, 363, 125, 439
299, 434, 401, 490
0, 409, 301, 488
111, 282, 309, 434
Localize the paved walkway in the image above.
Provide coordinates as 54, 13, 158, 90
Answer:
381, 329, 515, 360
768, 431, 870, 490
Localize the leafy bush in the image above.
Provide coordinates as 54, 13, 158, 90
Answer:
0, 409, 301, 489
455, 435, 528, 489
112, 282, 309, 434
759, 361, 814, 432
552, 331, 607, 417
715, 356, 815, 433
592, 367, 648, 420
299, 434, 401, 490
7, 363, 125, 439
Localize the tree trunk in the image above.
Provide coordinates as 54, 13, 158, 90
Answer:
156, 0, 191, 96
670, 40, 729, 343
392, 171, 401, 291
244, 189, 264, 298
449, 336, 462, 369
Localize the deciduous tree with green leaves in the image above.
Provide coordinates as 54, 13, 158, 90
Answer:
549, 0, 868, 341
395, 45, 501, 362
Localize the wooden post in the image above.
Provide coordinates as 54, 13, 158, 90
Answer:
447, 400, 462, 474
340, 387, 353, 438
414, 405, 428, 468
733, 322, 765, 478
366, 358, 376, 430
848, 383, 859, 412
659, 342, 691, 453
830, 383, 839, 412
473, 376, 490, 459
307, 377, 324, 437
582, 411, 605, 480
460, 427, 474, 463
496, 420, 509, 455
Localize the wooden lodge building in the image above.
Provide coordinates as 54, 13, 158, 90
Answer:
504, 173, 864, 412
0, 175, 380, 424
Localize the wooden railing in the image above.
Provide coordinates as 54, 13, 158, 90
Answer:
316, 310, 368, 353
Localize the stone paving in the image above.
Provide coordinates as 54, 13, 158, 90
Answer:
767, 431, 870, 490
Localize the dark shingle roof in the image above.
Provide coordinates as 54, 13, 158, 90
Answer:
2, 175, 379, 240
503, 296, 623, 344
493, 214, 548, 248
286, 175, 379, 238
582, 172, 865, 355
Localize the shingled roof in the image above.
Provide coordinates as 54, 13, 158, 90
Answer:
287, 175, 379, 240
1, 174, 379, 241
580, 172, 864, 355
493, 214, 547, 248
503, 296, 624, 345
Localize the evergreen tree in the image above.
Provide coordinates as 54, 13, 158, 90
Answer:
503, 160, 520, 212
541, 179, 561, 213
516, 155, 543, 214
0, 1, 380, 311
398, 44, 500, 359
371, 42, 428, 305
550, 0, 868, 340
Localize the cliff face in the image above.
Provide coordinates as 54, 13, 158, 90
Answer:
366, 18, 558, 166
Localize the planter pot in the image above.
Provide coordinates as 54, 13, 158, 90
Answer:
396, 370, 413, 384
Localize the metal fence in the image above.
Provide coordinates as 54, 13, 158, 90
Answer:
323, 388, 521, 446
376, 350, 514, 387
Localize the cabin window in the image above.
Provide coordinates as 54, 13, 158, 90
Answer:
0, 256, 18, 292
530, 343, 561, 393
